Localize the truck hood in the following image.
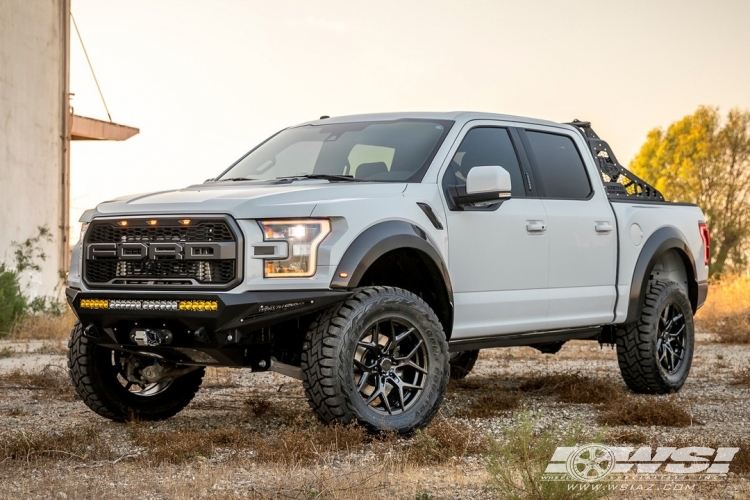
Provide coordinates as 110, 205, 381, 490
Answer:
89, 181, 407, 220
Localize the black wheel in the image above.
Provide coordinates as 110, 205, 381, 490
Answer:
616, 280, 695, 394
449, 350, 479, 379
301, 287, 449, 434
67, 322, 205, 422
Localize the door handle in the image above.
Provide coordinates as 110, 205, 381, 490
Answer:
526, 220, 547, 234
595, 222, 613, 233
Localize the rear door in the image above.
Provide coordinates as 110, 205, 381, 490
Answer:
518, 126, 617, 328
440, 121, 549, 339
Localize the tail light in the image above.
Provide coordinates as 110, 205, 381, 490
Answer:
699, 222, 710, 266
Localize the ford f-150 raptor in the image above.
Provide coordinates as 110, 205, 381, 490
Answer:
66, 112, 710, 434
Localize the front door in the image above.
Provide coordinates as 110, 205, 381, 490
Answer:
441, 122, 549, 339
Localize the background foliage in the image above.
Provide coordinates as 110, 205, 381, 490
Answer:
0, 226, 64, 336
630, 106, 750, 275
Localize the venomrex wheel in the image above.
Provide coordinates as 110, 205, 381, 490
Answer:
617, 279, 695, 394
67, 321, 205, 421
301, 286, 449, 434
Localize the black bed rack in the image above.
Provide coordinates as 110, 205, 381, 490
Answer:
565, 119, 664, 201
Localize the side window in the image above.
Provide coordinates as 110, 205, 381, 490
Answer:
442, 127, 525, 198
525, 131, 592, 200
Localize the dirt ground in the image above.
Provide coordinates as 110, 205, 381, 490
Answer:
0, 336, 748, 500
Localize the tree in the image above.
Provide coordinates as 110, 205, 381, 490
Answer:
630, 106, 750, 275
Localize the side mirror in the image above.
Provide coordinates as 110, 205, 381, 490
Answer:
449, 165, 512, 209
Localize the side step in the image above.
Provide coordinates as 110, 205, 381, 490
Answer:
448, 327, 601, 353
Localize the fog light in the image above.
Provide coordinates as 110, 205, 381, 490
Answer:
80, 299, 109, 309
178, 300, 218, 311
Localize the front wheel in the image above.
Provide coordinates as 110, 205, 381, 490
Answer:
616, 280, 695, 394
68, 322, 205, 421
301, 287, 449, 434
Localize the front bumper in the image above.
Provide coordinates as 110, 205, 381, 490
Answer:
66, 287, 350, 366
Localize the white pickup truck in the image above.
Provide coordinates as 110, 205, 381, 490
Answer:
66, 112, 709, 433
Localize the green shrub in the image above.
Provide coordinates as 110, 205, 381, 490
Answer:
0, 226, 63, 336
484, 412, 611, 500
0, 264, 27, 335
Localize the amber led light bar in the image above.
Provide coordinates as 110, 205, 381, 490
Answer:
79, 299, 218, 312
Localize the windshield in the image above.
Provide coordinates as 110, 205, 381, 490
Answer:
217, 119, 453, 182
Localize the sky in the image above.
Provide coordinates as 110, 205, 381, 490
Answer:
69, 0, 750, 238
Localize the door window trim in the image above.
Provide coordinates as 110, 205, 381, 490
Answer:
518, 128, 594, 201
439, 123, 537, 211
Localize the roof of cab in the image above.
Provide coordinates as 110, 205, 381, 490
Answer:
295, 111, 568, 130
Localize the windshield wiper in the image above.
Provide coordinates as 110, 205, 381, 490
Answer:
276, 174, 364, 182
216, 177, 259, 182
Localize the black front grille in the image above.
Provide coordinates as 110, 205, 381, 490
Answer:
85, 260, 236, 284
83, 217, 240, 289
88, 222, 234, 243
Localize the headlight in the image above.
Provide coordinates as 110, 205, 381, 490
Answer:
76, 222, 90, 278
79, 222, 90, 244
259, 220, 331, 277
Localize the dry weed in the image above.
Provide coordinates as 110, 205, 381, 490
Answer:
732, 368, 750, 387
729, 440, 750, 475
409, 416, 488, 464
453, 391, 522, 419
252, 422, 370, 465
11, 310, 76, 341
203, 366, 240, 388
1, 426, 112, 462
130, 425, 250, 464
695, 275, 750, 343
0, 365, 76, 400
0, 346, 13, 358
605, 428, 649, 445
449, 378, 484, 391
478, 347, 515, 360
518, 372, 625, 404
130, 421, 372, 466
597, 395, 699, 427
243, 395, 272, 416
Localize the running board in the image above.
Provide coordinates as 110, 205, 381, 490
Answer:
448, 327, 602, 353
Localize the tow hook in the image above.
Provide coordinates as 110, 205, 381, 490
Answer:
130, 328, 173, 346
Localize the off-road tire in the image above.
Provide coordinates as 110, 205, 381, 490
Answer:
617, 279, 695, 394
449, 350, 479, 380
68, 321, 205, 421
301, 286, 449, 434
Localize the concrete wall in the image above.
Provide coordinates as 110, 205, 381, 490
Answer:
0, 0, 67, 298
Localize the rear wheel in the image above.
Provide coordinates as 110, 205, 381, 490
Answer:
68, 322, 204, 421
616, 280, 694, 394
301, 287, 449, 434
449, 350, 479, 379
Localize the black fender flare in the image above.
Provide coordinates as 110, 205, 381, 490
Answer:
330, 220, 454, 330
626, 226, 698, 323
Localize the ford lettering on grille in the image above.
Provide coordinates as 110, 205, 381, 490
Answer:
82, 217, 241, 289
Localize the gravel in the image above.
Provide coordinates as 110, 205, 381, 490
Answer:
0, 336, 748, 499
